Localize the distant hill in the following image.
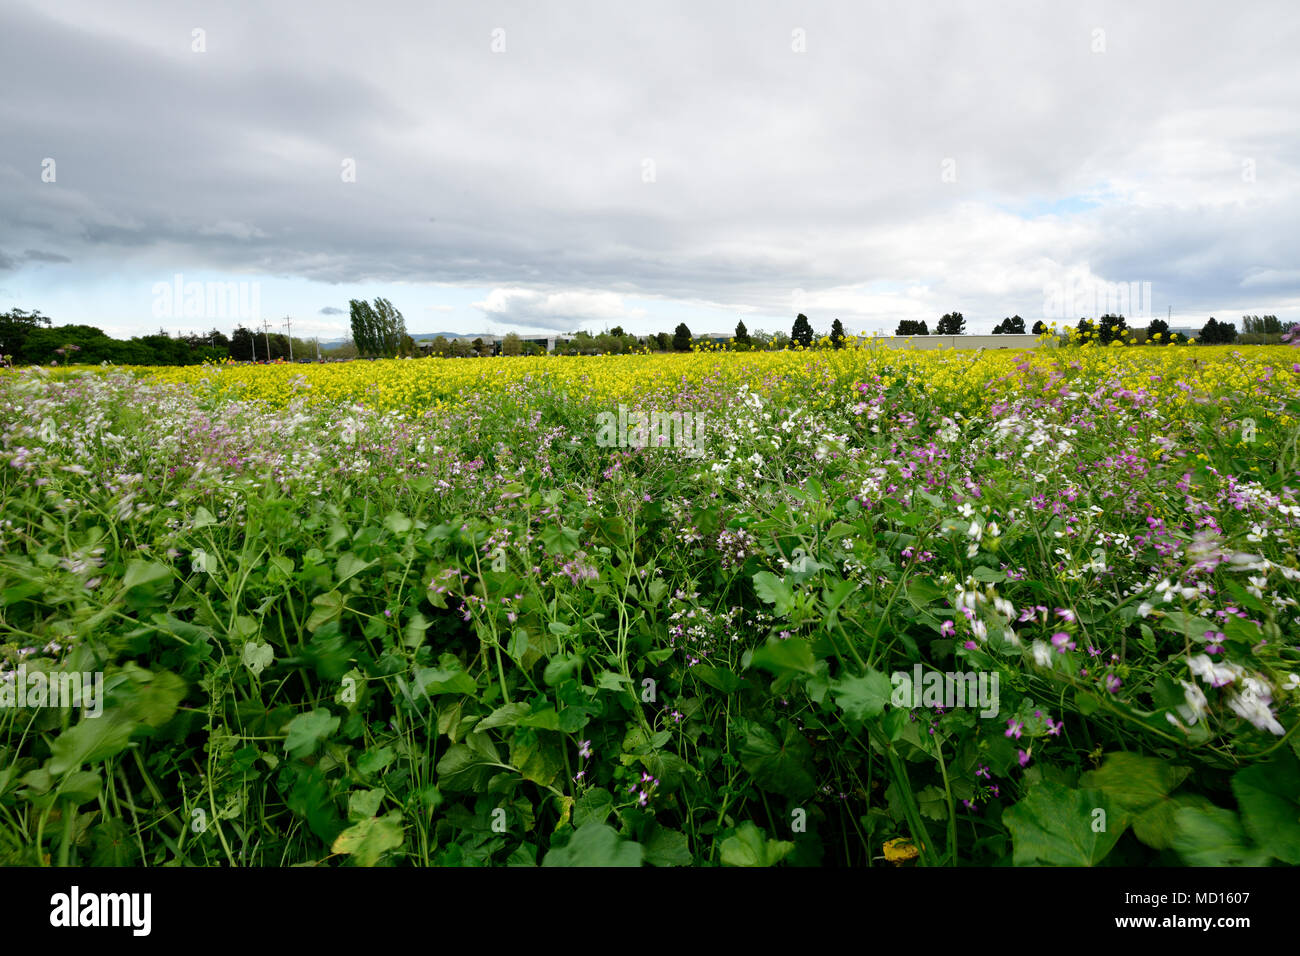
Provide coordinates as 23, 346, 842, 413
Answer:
317, 331, 501, 347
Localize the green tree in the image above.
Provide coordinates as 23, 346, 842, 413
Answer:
350, 297, 406, 358
230, 325, 257, 361
1199, 317, 1236, 344
349, 299, 377, 357
1242, 314, 1281, 335
791, 313, 814, 348
1145, 317, 1169, 343
502, 332, 523, 356
830, 318, 846, 349
1098, 314, 1127, 344
734, 320, 751, 346
672, 323, 693, 351
21, 324, 118, 365
895, 319, 928, 335
0, 307, 53, 361
936, 312, 965, 335
374, 298, 405, 357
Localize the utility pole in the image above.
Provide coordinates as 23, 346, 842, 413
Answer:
262, 318, 272, 362
283, 315, 294, 362
314, 336, 320, 362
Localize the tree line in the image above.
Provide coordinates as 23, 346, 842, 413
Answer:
0, 309, 236, 366
4, 302, 1294, 367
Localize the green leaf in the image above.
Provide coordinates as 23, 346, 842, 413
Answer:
573, 789, 614, 827
1172, 805, 1271, 866
335, 552, 371, 585
46, 712, 137, 776
283, 709, 340, 760
306, 591, 345, 632
1004, 783, 1125, 866
332, 811, 405, 866
402, 612, 429, 649
242, 641, 274, 676
347, 788, 385, 820
749, 637, 817, 677
57, 769, 102, 806
1079, 752, 1189, 813
595, 670, 632, 692
435, 743, 496, 792
643, 824, 693, 866
830, 668, 892, 722
517, 708, 562, 731
917, 785, 949, 821
540, 525, 581, 557
383, 511, 412, 534
904, 580, 946, 608
122, 559, 172, 592
691, 665, 744, 693
1133, 794, 1213, 851
647, 579, 669, 606
356, 746, 396, 778
1231, 753, 1300, 864
476, 703, 531, 732
543, 653, 584, 686
719, 821, 794, 867
542, 822, 643, 867
506, 630, 529, 660
413, 666, 477, 697
113, 665, 188, 723
752, 571, 794, 616
738, 721, 816, 800
91, 819, 134, 866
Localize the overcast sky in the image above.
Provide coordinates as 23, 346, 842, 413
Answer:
2, 0, 1298, 339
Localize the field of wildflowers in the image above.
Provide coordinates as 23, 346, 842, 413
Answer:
2, 342, 1299, 866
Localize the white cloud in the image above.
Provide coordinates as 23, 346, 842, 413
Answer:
473, 288, 647, 331
3, 0, 1298, 331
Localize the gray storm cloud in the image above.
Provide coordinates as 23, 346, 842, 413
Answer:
1, 0, 1298, 331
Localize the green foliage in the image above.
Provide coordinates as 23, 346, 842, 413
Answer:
790, 313, 814, 348
1098, 313, 1127, 344
672, 323, 693, 352
1, 353, 1297, 869
1199, 316, 1237, 345
350, 298, 407, 359
936, 312, 965, 335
